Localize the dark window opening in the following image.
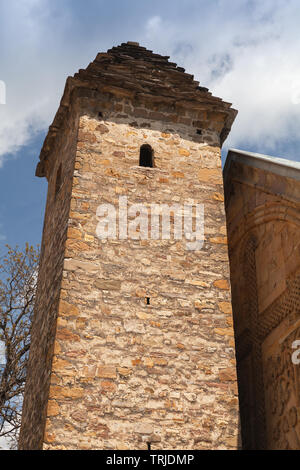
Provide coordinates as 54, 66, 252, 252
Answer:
55, 164, 62, 199
98, 111, 103, 118
196, 129, 202, 135
146, 297, 150, 305
139, 144, 153, 168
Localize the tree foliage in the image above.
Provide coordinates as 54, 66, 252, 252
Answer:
0, 244, 39, 448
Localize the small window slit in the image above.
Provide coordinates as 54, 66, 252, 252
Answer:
139, 144, 154, 168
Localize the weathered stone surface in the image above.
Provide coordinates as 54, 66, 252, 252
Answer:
219, 368, 237, 382
136, 423, 154, 434
218, 302, 233, 314
198, 168, 223, 183
19, 42, 239, 451
94, 279, 121, 290
46, 401, 60, 417
58, 300, 80, 317
225, 150, 300, 450
49, 386, 84, 399
96, 123, 109, 133
214, 280, 230, 290
97, 366, 117, 379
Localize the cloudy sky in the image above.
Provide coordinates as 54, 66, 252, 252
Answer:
0, 0, 300, 252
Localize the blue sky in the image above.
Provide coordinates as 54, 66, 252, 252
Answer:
0, 132, 47, 250
0, 0, 300, 252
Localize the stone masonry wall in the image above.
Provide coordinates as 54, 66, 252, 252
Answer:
225, 159, 300, 449
40, 97, 239, 450
19, 101, 80, 449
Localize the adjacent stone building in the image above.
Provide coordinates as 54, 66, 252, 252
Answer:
19, 43, 239, 450
224, 150, 300, 450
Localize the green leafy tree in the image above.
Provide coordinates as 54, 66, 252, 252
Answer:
0, 244, 39, 448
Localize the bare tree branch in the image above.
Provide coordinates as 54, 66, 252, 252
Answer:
0, 244, 39, 449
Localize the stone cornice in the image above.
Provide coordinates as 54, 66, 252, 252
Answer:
36, 42, 237, 177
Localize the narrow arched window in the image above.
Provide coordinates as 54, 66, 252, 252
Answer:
55, 163, 62, 199
139, 144, 153, 168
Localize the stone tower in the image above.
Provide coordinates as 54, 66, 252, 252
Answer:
19, 42, 239, 450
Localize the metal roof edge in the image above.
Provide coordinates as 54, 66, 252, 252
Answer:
223, 148, 300, 185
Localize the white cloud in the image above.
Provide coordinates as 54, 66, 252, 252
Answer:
0, 422, 13, 450
0, 341, 5, 365
146, 15, 162, 34
0, 0, 300, 166
142, 0, 300, 156
0, 342, 8, 450
0, 435, 9, 450
0, 0, 91, 166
